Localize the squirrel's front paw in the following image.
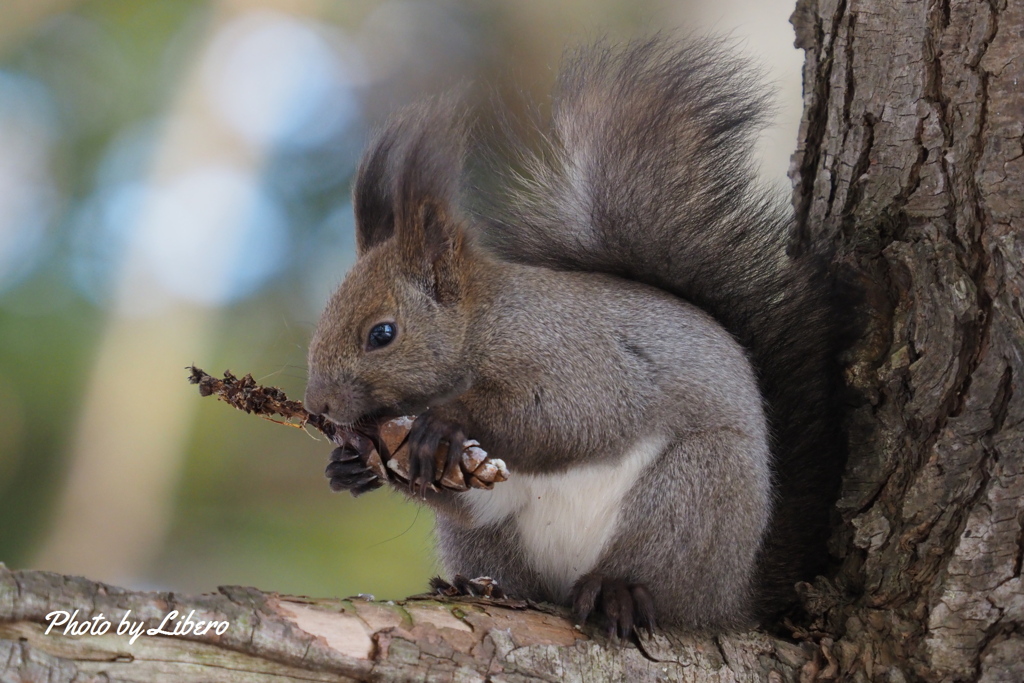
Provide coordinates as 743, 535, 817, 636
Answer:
325, 432, 383, 497
406, 412, 467, 497
571, 573, 657, 639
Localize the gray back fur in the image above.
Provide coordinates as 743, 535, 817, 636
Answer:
487, 37, 848, 618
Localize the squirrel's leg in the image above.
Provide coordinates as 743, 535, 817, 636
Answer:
572, 430, 770, 633
433, 516, 547, 602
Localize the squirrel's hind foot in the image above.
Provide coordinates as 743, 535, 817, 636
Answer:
430, 575, 506, 599
571, 573, 657, 640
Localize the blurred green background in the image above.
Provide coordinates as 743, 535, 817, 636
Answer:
0, 0, 800, 599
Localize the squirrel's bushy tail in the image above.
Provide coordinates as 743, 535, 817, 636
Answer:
491, 37, 848, 618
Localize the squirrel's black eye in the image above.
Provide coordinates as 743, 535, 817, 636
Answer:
367, 322, 397, 350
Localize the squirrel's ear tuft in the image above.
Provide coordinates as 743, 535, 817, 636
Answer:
390, 98, 471, 302
352, 97, 470, 274
353, 125, 400, 256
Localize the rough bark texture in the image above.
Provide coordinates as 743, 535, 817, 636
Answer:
789, 0, 1024, 680
0, 565, 815, 681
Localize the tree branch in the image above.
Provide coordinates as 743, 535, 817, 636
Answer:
0, 564, 815, 681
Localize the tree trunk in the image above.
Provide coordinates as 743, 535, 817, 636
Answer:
2, 1, 1022, 681
789, 0, 1024, 680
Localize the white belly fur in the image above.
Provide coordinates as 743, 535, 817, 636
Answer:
463, 435, 669, 601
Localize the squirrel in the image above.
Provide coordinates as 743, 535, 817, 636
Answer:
304, 37, 848, 636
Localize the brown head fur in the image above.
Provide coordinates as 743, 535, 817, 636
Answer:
305, 100, 480, 426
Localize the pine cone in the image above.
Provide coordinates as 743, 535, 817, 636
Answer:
370, 416, 509, 492
188, 367, 508, 493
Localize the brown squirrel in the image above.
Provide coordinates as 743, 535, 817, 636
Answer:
305, 38, 847, 636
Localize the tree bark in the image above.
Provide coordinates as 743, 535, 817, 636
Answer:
2, 1, 1022, 681
789, 0, 1024, 680
0, 564, 816, 682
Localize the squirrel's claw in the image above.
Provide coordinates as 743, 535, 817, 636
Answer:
630, 583, 657, 635
571, 573, 656, 640
325, 445, 383, 496
407, 412, 467, 497
431, 574, 506, 599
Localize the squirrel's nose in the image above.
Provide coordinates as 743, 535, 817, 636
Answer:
304, 376, 338, 419
305, 374, 365, 423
